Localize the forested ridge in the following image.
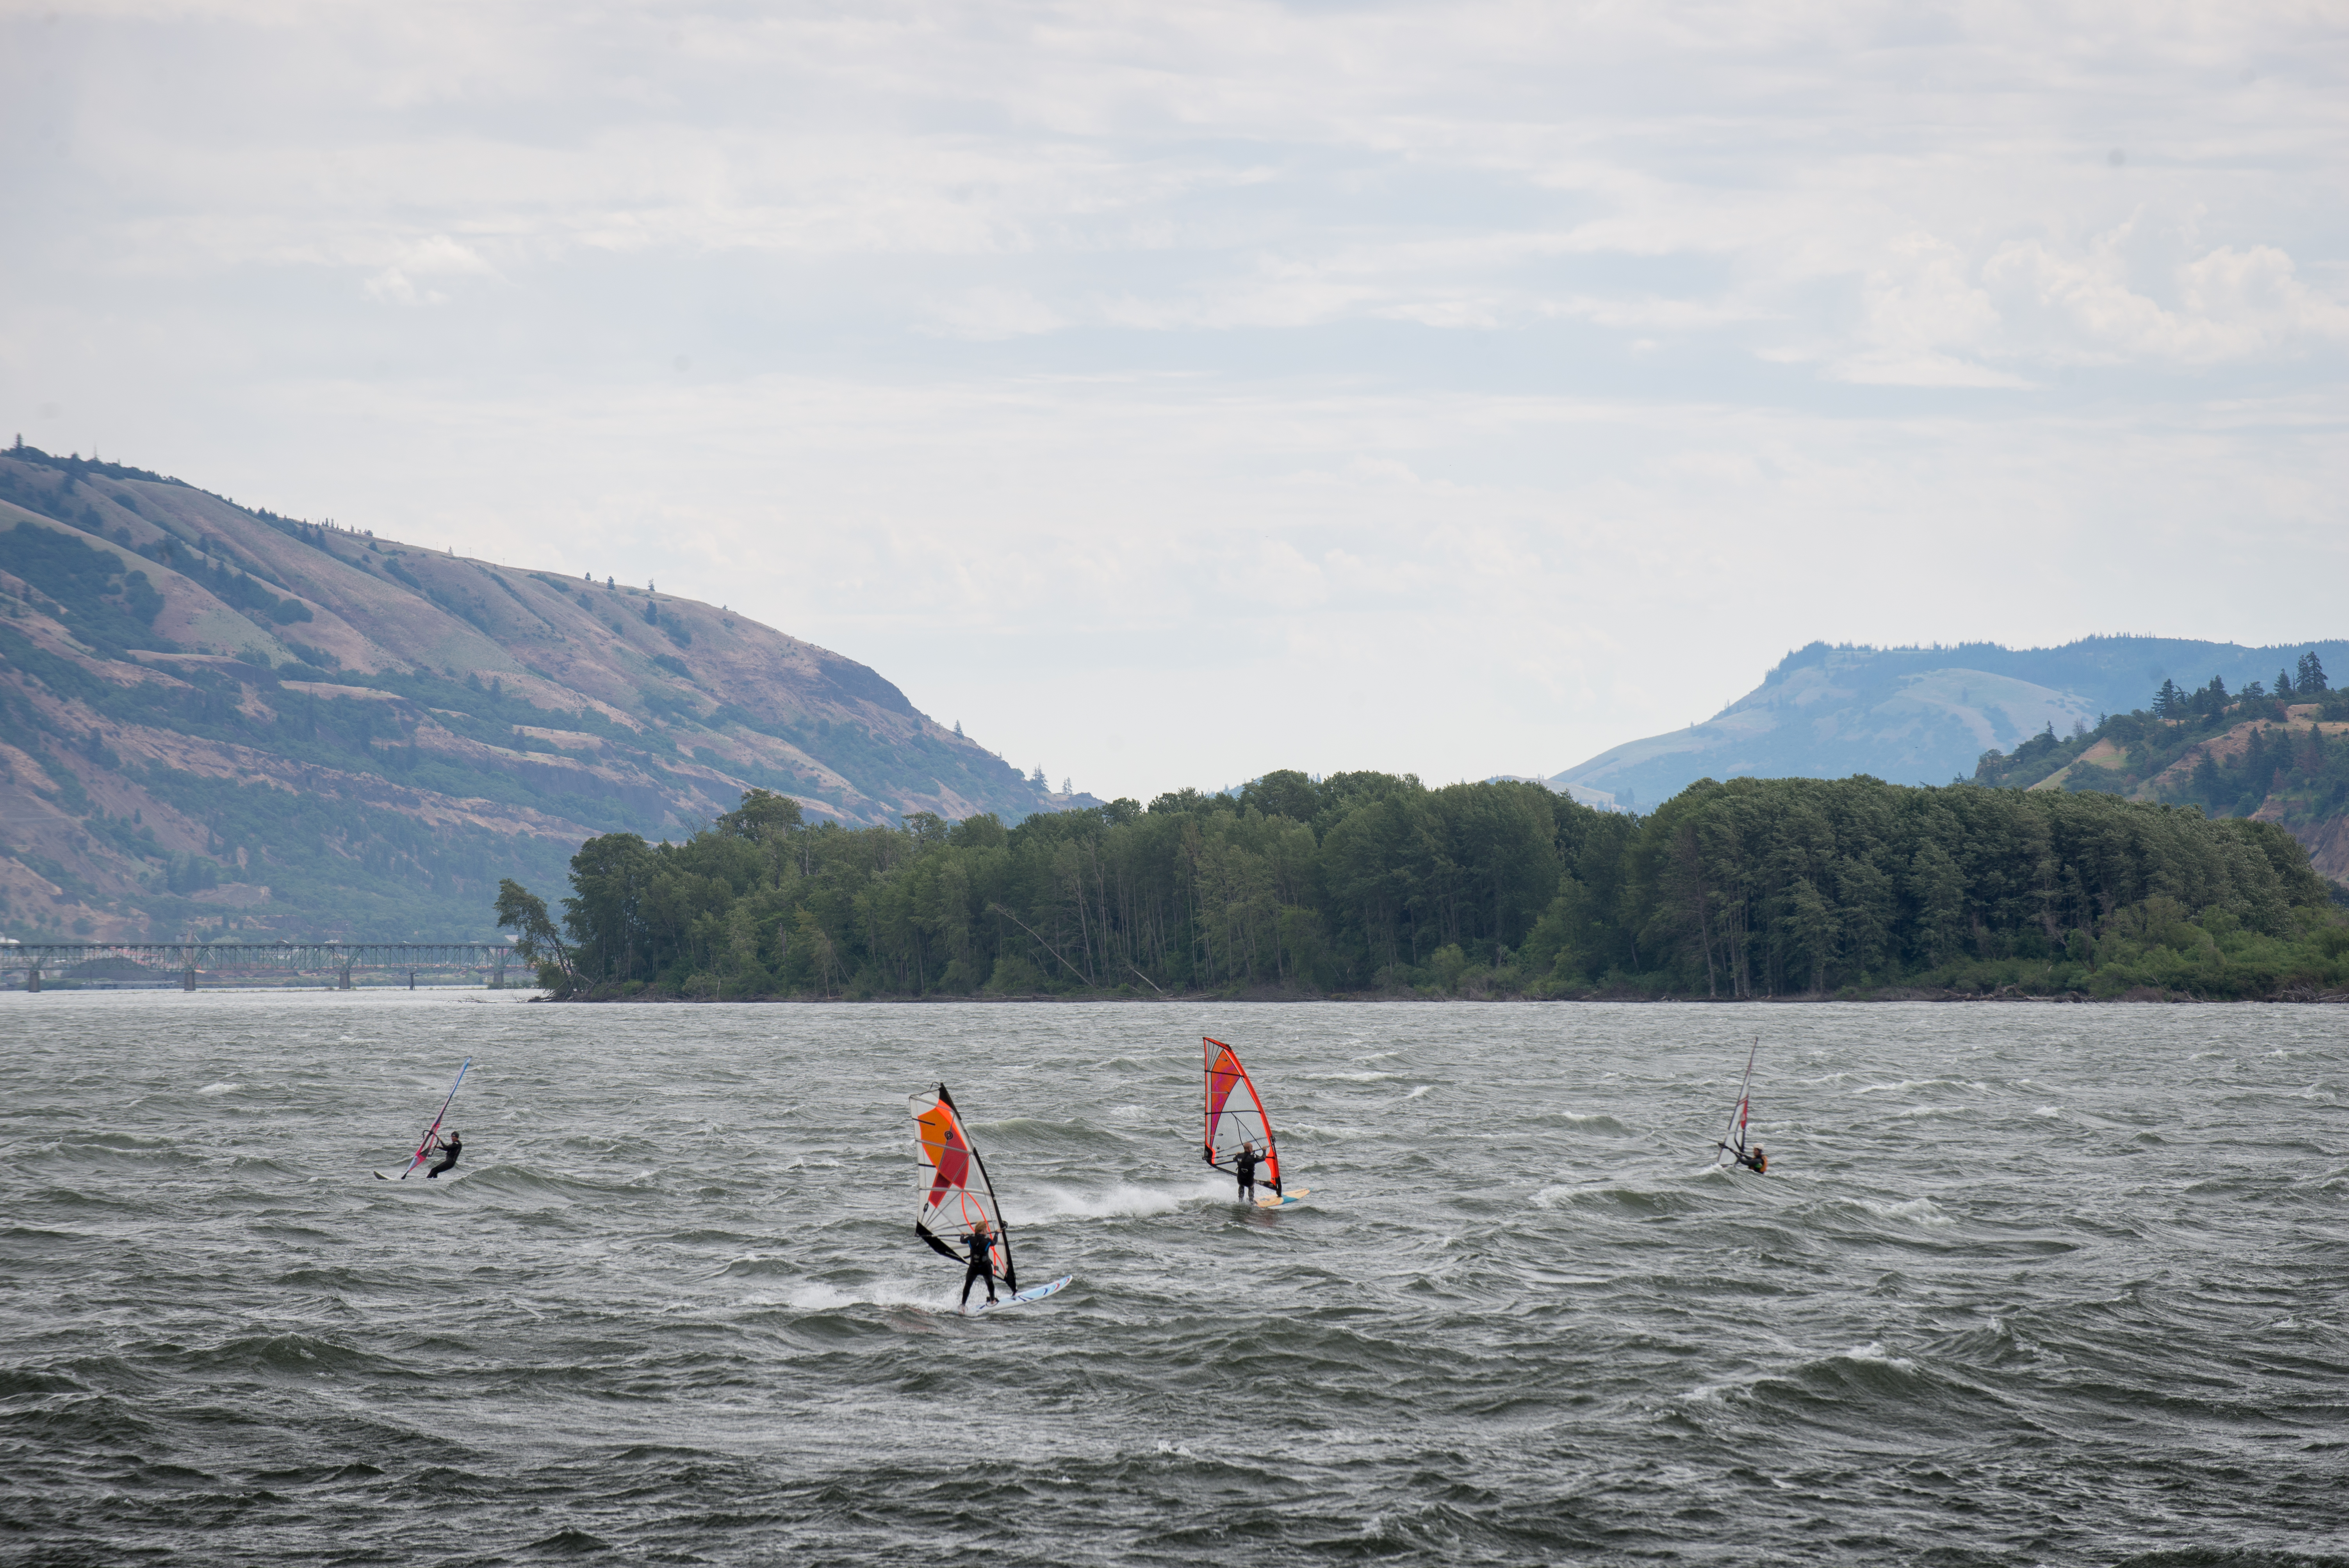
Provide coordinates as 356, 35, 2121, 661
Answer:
497, 768, 2349, 1003
1975, 651, 2348, 813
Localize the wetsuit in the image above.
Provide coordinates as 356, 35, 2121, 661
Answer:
1736, 1146, 1766, 1174
1234, 1147, 1258, 1201
426, 1132, 461, 1178
959, 1231, 999, 1308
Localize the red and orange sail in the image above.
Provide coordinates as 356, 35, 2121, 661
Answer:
910, 1084, 1014, 1283
1204, 1037, 1280, 1189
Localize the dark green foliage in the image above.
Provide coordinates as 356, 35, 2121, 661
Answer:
1621, 777, 2329, 1000
511, 774, 2345, 1002
494, 877, 572, 987
0, 523, 174, 655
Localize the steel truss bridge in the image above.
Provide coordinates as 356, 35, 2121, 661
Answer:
0, 941, 523, 991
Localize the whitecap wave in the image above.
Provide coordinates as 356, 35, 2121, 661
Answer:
1025, 1180, 1223, 1222
748, 1279, 948, 1312
1854, 1196, 1953, 1228
1287, 1121, 1372, 1139
196, 1082, 239, 1096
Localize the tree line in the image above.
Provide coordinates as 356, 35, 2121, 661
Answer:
496, 769, 2349, 1003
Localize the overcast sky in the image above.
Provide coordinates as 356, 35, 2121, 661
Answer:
4, 2, 2345, 801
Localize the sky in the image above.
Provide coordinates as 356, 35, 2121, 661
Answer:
2, 0, 2345, 802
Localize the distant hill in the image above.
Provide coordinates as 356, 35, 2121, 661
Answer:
1554, 637, 2349, 809
0, 443, 1080, 941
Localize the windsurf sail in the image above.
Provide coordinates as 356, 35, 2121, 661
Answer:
1203, 1037, 1281, 1190
909, 1084, 1017, 1291
1717, 1038, 1758, 1164
392, 1057, 470, 1180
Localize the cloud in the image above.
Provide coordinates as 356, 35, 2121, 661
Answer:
360, 233, 497, 305
1985, 233, 2349, 365
5, 0, 2348, 796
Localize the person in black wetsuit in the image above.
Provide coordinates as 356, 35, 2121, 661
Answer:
960, 1217, 1000, 1308
426, 1130, 461, 1178
1233, 1140, 1286, 1203
1736, 1142, 1766, 1174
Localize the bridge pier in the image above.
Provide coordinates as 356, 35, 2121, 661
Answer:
26, 963, 39, 994
339, 961, 353, 991
408, 968, 416, 991
182, 966, 195, 992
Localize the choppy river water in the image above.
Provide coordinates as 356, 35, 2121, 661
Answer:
4, 994, 2345, 1565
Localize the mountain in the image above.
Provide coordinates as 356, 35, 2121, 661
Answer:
1553, 637, 2349, 811
0, 442, 1078, 942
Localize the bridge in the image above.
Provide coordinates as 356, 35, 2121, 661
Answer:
0, 941, 525, 991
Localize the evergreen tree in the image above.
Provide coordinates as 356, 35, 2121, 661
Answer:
2298, 650, 2329, 694
2277, 666, 2295, 698
2152, 678, 2184, 718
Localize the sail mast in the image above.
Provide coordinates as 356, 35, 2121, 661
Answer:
1718, 1038, 1757, 1163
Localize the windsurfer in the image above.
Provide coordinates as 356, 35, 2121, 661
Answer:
1736, 1143, 1766, 1175
426, 1130, 461, 1178
1233, 1141, 1278, 1202
960, 1216, 1001, 1308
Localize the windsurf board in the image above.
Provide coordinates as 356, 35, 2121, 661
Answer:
971, 1274, 1073, 1314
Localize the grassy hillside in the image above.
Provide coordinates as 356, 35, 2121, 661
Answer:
0, 443, 1075, 941
1973, 663, 2349, 882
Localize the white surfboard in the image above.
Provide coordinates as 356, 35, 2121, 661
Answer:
1256, 1187, 1310, 1208
971, 1274, 1073, 1314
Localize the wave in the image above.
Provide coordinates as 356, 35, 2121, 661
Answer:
1530, 1183, 1700, 1217
741, 1276, 1012, 1316
1850, 1078, 1984, 1097
1285, 1121, 1373, 1139
171, 1331, 402, 1380
973, 1117, 1129, 1151
196, 1081, 239, 1096
1848, 1196, 1955, 1228
1532, 1111, 1631, 1135
1024, 1179, 1226, 1223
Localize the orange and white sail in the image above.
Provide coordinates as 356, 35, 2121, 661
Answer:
1203, 1037, 1281, 1189
910, 1083, 1015, 1286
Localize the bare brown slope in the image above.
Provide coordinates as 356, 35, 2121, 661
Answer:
0, 445, 1072, 940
